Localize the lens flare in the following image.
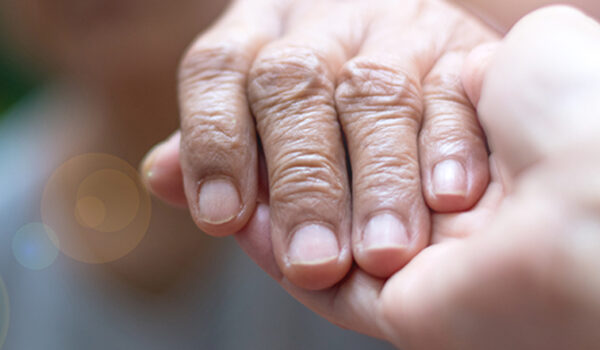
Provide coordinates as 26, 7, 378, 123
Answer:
75, 196, 106, 229
12, 223, 59, 270
42, 153, 151, 264
75, 169, 140, 232
0, 277, 8, 349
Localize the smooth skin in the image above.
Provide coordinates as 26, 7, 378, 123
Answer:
145, 6, 600, 348
145, 0, 497, 290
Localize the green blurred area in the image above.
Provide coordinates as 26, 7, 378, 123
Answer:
0, 46, 38, 118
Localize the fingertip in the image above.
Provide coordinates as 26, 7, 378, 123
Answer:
235, 203, 354, 289
428, 159, 469, 211
284, 224, 352, 291
462, 43, 499, 108
189, 177, 257, 238
196, 177, 242, 225
285, 251, 352, 291
355, 246, 413, 279
425, 156, 489, 213
141, 132, 188, 208
266, 218, 352, 290
354, 213, 420, 278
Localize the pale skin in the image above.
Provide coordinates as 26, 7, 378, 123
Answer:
454, 0, 600, 31
145, 6, 600, 348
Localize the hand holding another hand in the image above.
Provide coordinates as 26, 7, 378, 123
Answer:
145, 0, 498, 290
145, 5, 600, 349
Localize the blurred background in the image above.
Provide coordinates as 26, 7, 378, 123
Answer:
0, 41, 36, 117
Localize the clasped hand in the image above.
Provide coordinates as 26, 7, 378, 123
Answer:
143, 3, 600, 349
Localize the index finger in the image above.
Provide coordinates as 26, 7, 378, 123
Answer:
179, 0, 284, 236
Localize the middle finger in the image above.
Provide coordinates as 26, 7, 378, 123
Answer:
248, 1, 369, 290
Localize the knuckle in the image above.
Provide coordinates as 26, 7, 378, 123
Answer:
420, 114, 484, 148
184, 116, 244, 149
424, 70, 468, 105
180, 98, 247, 160
354, 151, 421, 197
181, 78, 245, 145
248, 46, 335, 116
336, 57, 423, 125
179, 42, 251, 164
182, 113, 243, 149
422, 67, 485, 149
181, 123, 248, 166
269, 149, 346, 208
179, 42, 248, 86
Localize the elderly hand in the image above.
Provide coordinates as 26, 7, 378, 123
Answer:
146, 5, 600, 348
143, 0, 497, 290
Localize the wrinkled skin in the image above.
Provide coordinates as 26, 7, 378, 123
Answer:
145, 6, 600, 348
146, 0, 498, 290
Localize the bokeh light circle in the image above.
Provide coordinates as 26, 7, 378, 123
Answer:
12, 223, 59, 270
75, 169, 140, 232
0, 276, 8, 349
42, 153, 151, 264
75, 196, 106, 229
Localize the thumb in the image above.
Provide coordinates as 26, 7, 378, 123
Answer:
461, 42, 498, 107
476, 5, 600, 180
140, 131, 189, 208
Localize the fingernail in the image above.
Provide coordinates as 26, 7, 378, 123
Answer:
432, 159, 467, 197
363, 213, 408, 251
198, 178, 241, 225
288, 224, 339, 265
